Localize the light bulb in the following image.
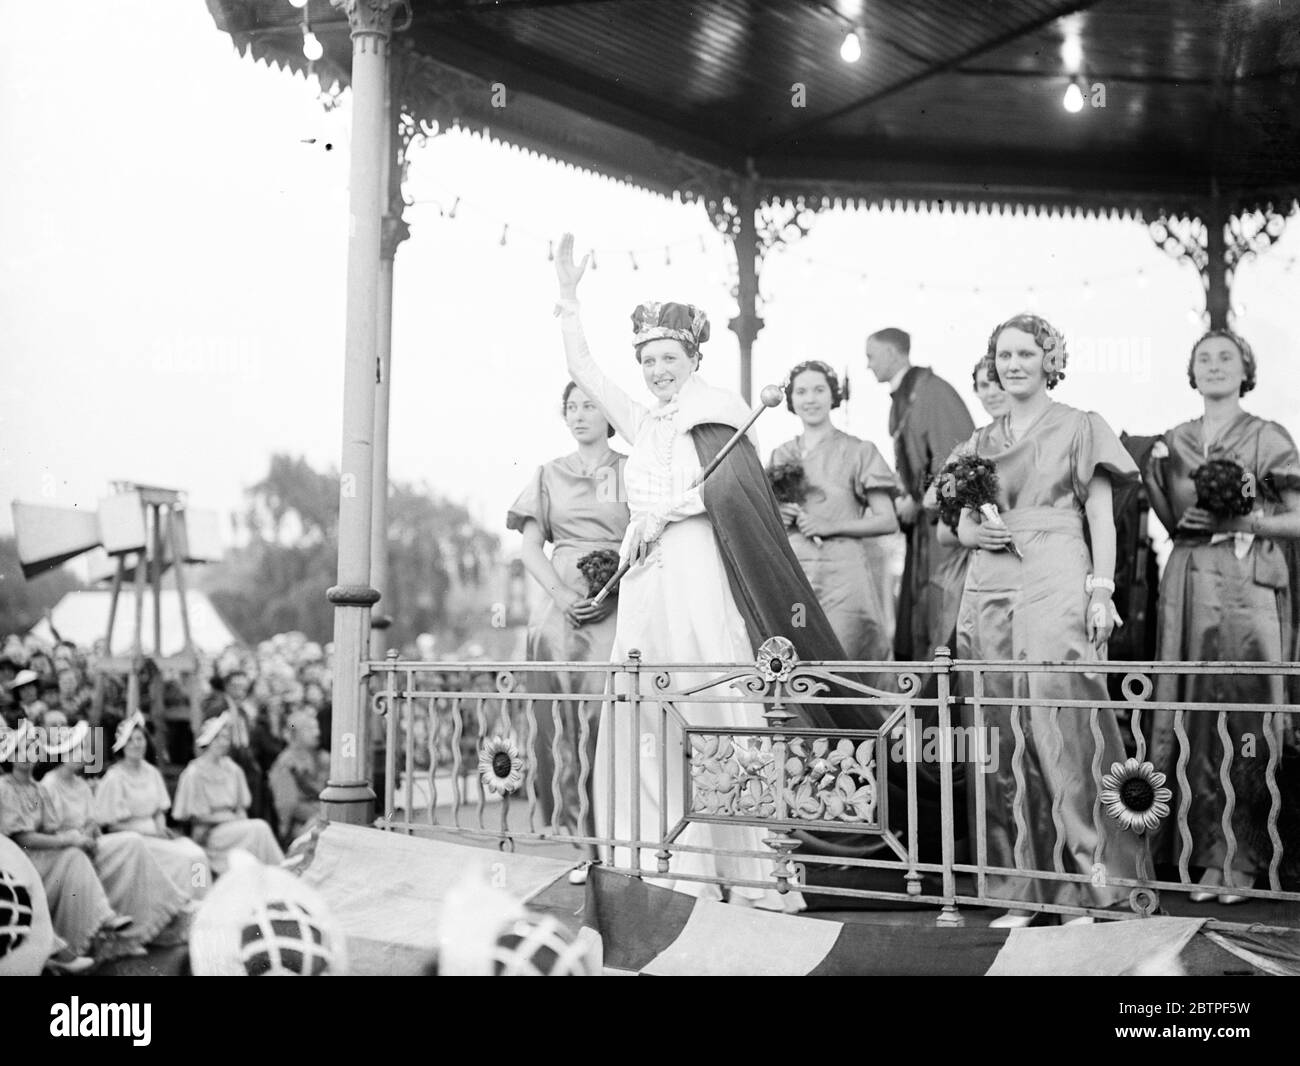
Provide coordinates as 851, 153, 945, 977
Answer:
1063, 82, 1084, 113
290, 0, 309, 8
302, 30, 324, 61
840, 30, 862, 63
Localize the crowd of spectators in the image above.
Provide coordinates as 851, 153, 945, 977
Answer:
0, 628, 335, 973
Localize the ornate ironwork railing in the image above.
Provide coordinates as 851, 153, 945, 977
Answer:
365, 638, 1300, 926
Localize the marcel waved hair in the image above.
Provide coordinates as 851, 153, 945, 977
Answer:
983, 313, 1068, 391
783, 360, 846, 413
1187, 328, 1256, 396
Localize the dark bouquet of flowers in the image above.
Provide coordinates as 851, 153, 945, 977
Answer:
768, 461, 810, 505
1191, 458, 1253, 518
932, 451, 1021, 557
768, 461, 822, 546
577, 548, 622, 598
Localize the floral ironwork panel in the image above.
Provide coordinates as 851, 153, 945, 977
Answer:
689, 733, 879, 828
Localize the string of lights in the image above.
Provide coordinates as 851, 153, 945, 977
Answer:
406, 184, 1299, 324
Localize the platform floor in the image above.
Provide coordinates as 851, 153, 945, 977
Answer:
96, 786, 1300, 975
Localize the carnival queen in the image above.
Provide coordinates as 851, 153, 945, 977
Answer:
551, 234, 803, 907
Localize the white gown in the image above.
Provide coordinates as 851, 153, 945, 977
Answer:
562, 305, 796, 906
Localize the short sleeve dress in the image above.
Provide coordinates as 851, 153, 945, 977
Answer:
94, 759, 211, 897
769, 428, 898, 659
954, 402, 1143, 910
506, 448, 629, 834
1145, 413, 1300, 878
172, 755, 284, 875
40, 771, 186, 943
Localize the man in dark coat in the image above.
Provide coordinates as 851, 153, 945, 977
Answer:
867, 328, 975, 662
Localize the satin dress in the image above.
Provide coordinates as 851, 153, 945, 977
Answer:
172, 756, 285, 875
1145, 413, 1300, 877
1, 774, 119, 957
94, 760, 212, 897
39, 771, 187, 947
507, 449, 629, 838
770, 429, 898, 660
954, 402, 1143, 908
562, 309, 798, 906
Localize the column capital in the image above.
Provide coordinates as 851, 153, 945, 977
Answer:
331, 0, 409, 52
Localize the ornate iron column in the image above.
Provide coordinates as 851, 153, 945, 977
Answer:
731, 177, 761, 404
323, 0, 407, 824
1149, 195, 1293, 330
700, 170, 814, 404
369, 44, 412, 660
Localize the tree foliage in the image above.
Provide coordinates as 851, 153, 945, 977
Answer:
202, 453, 501, 647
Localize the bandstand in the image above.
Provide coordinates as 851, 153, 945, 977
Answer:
202, 1, 1300, 965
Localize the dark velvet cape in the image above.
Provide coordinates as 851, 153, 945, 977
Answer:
691, 423, 950, 867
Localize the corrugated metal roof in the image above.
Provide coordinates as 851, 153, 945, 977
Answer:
205, 0, 1300, 215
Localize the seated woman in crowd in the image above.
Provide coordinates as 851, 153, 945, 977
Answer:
268, 709, 330, 846
94, 711, 212, 899
0, 831, 99, 975
38, 716, 189, 945
0, 720, 148, 960
202, 669, 283, 833
173, 713, 284, 875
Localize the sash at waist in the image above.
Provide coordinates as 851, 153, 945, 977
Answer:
998, 507, 1084, 538
552, 539, 624, 553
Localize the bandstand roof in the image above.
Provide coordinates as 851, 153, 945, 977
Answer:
207, 0, 1300, 219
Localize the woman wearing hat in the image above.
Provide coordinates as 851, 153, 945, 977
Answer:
173, 714, 284, 875
551, 234, 912, 908
770, 360, 899, 660
8, 669, 42, 721
39, 718, 189, 945
94, 712, 212, 897
553, 234, 795, 904
0, 720, 140, 959
507, 380, 628, 866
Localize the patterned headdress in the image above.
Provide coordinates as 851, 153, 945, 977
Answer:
189, 850, 347, 976
631, 302, 710, 360
0, 835, 54, 977
432, 867, 601, 976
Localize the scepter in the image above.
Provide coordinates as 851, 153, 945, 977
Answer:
590, 384, 785, 606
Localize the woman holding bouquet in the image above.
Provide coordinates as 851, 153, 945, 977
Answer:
1143, 329, 1300, 902
507, 382, 628, 872
953, 313, 1143, 926
932, 358, 1012, 639
769, 361, 899, 660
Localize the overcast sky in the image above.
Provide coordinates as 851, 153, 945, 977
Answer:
4, 0, 1299, 562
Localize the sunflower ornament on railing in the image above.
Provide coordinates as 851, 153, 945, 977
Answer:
1100, 758, 1172, 834
479, 737, 525, 796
